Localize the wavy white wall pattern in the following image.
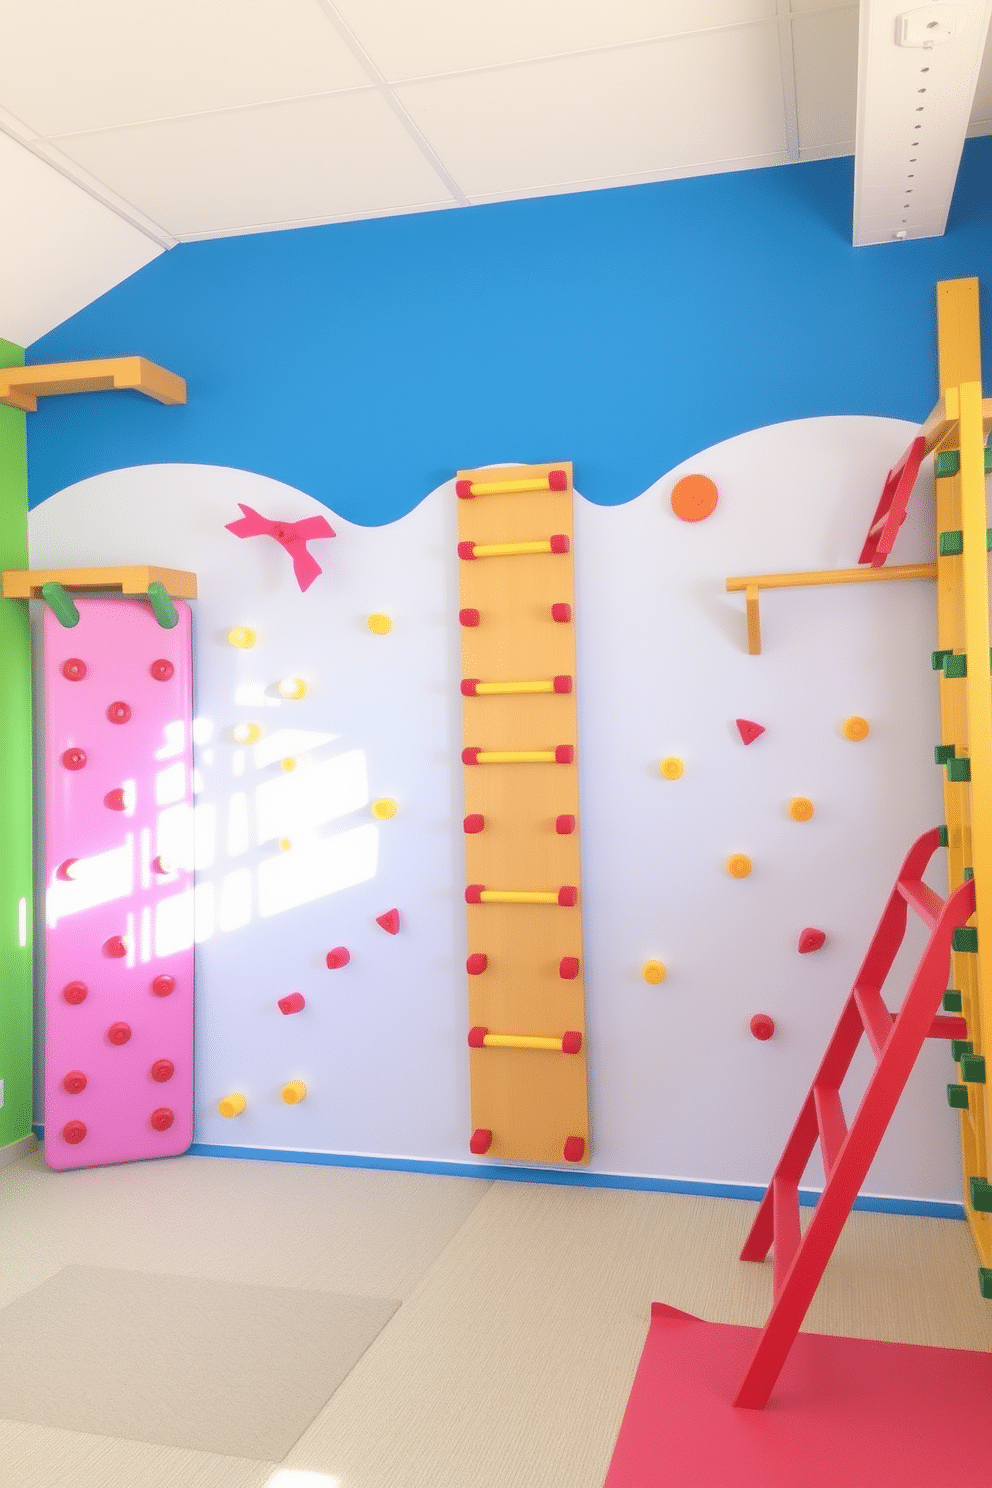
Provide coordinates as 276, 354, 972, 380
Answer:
28, 415, 962, 1200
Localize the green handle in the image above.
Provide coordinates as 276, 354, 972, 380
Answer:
147, 582, 178, 629
41, 581, 79, 628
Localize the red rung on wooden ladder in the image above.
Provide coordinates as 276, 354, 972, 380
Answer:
857, 435, 926, 568
735, 827, 974, 1410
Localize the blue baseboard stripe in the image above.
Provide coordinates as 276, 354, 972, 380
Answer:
184, 1142, 966, 1220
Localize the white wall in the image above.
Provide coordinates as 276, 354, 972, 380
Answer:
0, 130, 163, 346
28, 414, 965, 1201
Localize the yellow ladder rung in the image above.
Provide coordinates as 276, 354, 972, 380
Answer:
462, 746, 573, 764
456, 471, 567, 498
458, 536, 569, 560
468, 1027, 583, 1053
465, 884, 578, 906
462, 676, 572, 696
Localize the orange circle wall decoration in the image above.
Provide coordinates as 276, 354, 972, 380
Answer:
671, 474, 719, 523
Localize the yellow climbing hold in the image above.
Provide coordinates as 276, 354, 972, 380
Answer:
727, 854, 752, 879
643, 960, 667, 984
659, 756, 684, 780
281, 1080, 307, 1105
789, 797, 815, 822
281, 757, 297, 772
844, 716, 870, 741
279, 838, 292, 852
218, 1093, 246, 1118
233, 721, 261, 745
371, 798, 397, 819
367, 613, 393, 635
277, 677, 307, 700
227, 627, 256, 649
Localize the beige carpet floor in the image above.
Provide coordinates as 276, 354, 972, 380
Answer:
0, 1265, 398, 1459
1, 1150, 989, 1488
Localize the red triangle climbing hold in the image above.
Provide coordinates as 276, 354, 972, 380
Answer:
736, 718, 766, 745
798, 927, 826, 954
376, 908, 400, 935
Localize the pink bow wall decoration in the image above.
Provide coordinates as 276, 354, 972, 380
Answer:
225, 505, 336, 592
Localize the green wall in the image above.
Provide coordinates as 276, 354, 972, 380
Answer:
0, 338, 34, 1150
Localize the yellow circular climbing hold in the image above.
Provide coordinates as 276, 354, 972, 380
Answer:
789, 797, 815, 822
279, 838, 292, 852
232, 721, 261, 745
659, 757, 684, 780
643, 960, 667, 984
277, 677, 307, 700
367, 613, 393, 635
227, 627, 256, 649
281, 1080, 307, 1105
281, 757, 297, 772
218, 1093, 246, 1118
727, 854, 752, 879
371, 798, 397, 819
844, 716, 870, 741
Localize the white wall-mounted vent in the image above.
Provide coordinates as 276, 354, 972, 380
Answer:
855, 0, 992, 246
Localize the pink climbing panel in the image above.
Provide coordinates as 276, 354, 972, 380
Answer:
43, 598, 194, 1171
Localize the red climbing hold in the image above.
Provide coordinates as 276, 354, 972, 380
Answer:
278, 992, 306, 1014
107, 1021, 132, 1046
151, 974, 176, 997
62, 1071, 87, 1095
62, 1120, 87, 1145
750, 1014, 776, 1041
376, 909, 400, 935
562, 1031, 583, 1054
559, 956, 580, 979
61, 658, 87, 681
63, 980, 88, 1004
150, 1107, 175, 1131
151, 1060, 175, 1082
106, 701, 132, 724
798, 928, 827, 954
556, 814, 576, 835
466, 953, 488, 975
104, 788, 126, 811
467, 1026, 488, 1048
470, 1128, 493, 1154
103, 935, 127, 959
736, 719, 766, 745
62, 748, 86, 771
150, 659, 174, 681
563, 1135, 586, 1162
326, 946, 351, 968
551, 603, 572, 623
463, 814, 485, 833
459, 608, 480, 627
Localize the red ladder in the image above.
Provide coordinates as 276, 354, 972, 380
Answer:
735, 827, 974, 1409
857, 434, 926, 567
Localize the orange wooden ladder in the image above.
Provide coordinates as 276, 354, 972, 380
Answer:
735, 827, 975, 1408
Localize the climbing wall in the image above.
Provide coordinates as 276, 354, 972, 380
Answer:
43, 598, 194, 1170
931, 277, 992, 1278
456, 461, 589, 1165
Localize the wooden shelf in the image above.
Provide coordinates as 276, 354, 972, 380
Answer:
2, 566, 197, 600
0, 358, 185, 413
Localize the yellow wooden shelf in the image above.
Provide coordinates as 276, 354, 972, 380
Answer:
3, 566, 197, 600
0, 357, 185, 413
726, 562, 937, 655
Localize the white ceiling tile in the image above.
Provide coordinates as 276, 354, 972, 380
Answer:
0, 131, 161, 345
0, 0, 370, 137
393, 26, 787, 200
334, 0, 777, 81
48, 92, 455, 238
792, 6, 859, 153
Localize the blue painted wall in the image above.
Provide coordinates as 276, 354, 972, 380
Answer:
28, 141, 992, 521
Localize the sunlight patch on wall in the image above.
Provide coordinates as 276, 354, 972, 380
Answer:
257, 823, 378, 917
